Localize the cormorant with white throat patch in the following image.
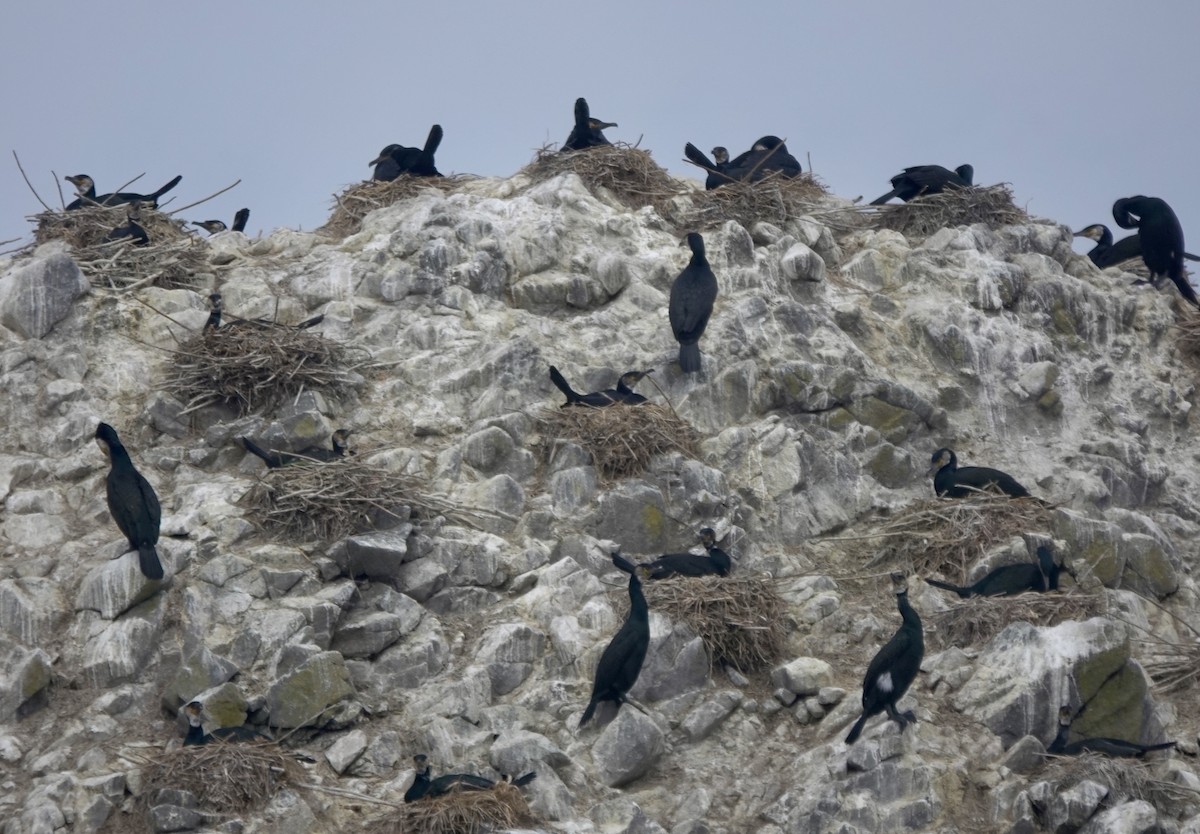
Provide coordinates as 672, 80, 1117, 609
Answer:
403, 754, 536, 802
65, 174, 182, 210
1112, 196, 1198, 306
239, 430, 351, 468
870, 165, 973, 205
370, 125, 444, 181
182, 701, 269, 746
669, 233, 718, 374
563, 98, 616, 151
95, 422, 163, 580
194, 209, 250, 236
684, 143, 733, 190
926, 545, 1068, 598
579, 551, 650, 727
548, 366, 652, 407
641, 528, 732, 579
927, 448, 1032, 499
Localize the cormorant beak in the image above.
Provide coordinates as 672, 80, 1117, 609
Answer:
1072, 227, 1099, 241
925, 452, 948, 477
368, 154, 389, 167
590, 119, 617, 130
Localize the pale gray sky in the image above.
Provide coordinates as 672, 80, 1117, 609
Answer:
4, 1, 1199, 258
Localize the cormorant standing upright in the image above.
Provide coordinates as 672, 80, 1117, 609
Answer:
684, 143, 733, 190
65, 174, 182, 210
182, 701, 269, 746
580, 552, 650, 727
927, 448, 1032, 499
1048, 705, 1176, 758
239, 430, 352, 468
846, 572, 924, 744
563, 98, 616, 151
548, 366, 652, 407
926, 545, 1067, 598
403, 754, 536, 802
370, 125, 444, 181
95, 422, 163, 580
1112, 196, 1198, 306
669, 233, 719, 374
870, 165, 974, 205
640, 527, 732, 579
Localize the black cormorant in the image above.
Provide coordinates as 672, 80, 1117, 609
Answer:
548, 366, 652, 407
927, 448, 1031, 499
1074, 224, 1200, 269
403, 754, 536, 802
105, 202, 149, 246
580, 551, 650, 727
193, 219, 227, 234
370, 125, 445, 181
869, 165, 974, 206
1112, 196, 1198, 306
239, 430, 351, 468
926, 545, 1067, 598
1048, 706, 1175, 758
846, 572, 924, 745
232, 208, 250, 233
95, 422, 163, 580
684, 143, 734, 190
65, 174, 182, 210
669, 233, 719, 374
641, 528, 732, 579
563, 98, 616, 151
182, 701, 269, 746
722, 136, 802, 182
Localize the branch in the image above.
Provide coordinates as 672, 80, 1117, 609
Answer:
13, 151, 52, 212
167, 179, 241, 216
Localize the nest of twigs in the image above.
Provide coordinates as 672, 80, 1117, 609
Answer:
31, 205, 205, 289
868, 184, 1028, 239
1173, 307, 1200, 361
137, 741, 296, 814
929, 589, 1105, 649
1039, 754, 1193, 813
164, 325, 363, 416
677, 173, 833, 231
319, 175, 475, 239
520, 143, 683, 213
537, 404, 700, 481
382, 782, 536, 834
1139, 631, 1200, 695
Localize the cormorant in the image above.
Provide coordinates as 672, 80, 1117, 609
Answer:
104, 202, 149, 246
65, 174, 182, 210
95, 422, 163, 580
846, 572, 924, 745
202, 291, 323, 332
669, 233, 719, 374
239, 430, 351, 468
563, 98, 616, 151
927, 448, 1032, 499
1048, 706, 1175, 758
182, 701, 269, 746
869, 165, 974, 206
926, 545, 1067, 598
580, 551, 650, 727
1074, 224, 1200, 269
232, 208, 250, 233
722, 136, 802, 182
370, 125, 444, 182
640, 528, 732, 579
1112, 196, 1198, 307
684, 143, 734, 190
193, 219, 227, 234
548, 366, 652, 407
403, 754, 536, 802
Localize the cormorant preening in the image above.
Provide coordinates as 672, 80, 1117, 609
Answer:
722, 136, 802, 182
641, 528, 732, 579
669, 233, 719, 374
232, 208, 250, 233
1074, 224, 1200, 269
927, 448, 1031, 499
95, 422, 163, 580
65, 174, 182, 210
548, 366, 652, 407
869, 165, 974, 206
683, 143, 734, 190
563, 98, 616, 151
1048, 706, 1175, 758
580, 551, 650, 727
403, 754, 536, 802
239, 430, 351, 468
1112, 196, 1198, 307
104, 202, 149, 246
926, 545, 1067, 598
182, 701, 269, 746
370, 125, 444, 181
845, 572, 924, 745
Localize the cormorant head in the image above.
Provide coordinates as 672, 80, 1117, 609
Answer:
926, 448, 955, 477
65, 174, 94, 194
1057, 705, 1074, 727
955, 164, 974, 184
699, 527, 717, 548
125, 201, 143, 220
1112, 197, 1149, 230
889, 572, 908, 595
183, 701, 205, 727
194, 220, 227, 234
618, 369, 652, 388
682, 232, 705, 259
94, 422, 120, 458
208, 292, 223, 308
369, 145, 404, 167
331, 429, 353, 452
588, 117, 618, 131
711, 147, 729, 165
753, 136, 784, 151
1073, 224, 1107, 242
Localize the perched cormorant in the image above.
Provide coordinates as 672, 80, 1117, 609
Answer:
65, 174, 182, 210
669, 233, 719, 374
239, 430, 351, 468
927, 448, 1032, 499
182, 701, 269, 746
193, 219, 227, 234
563, 98, 616, 151
846, 572, 924, 745
640, 528, 732, 579
722, 136, 802, 182
232, 208, 250, 233
1112, 196, 1198, 306
548, 366, 652, 407
95, 422, 163, 580
370, 125, 444, 181
580, 551, 650, 727
1074, 224, 1200, 269
403, 754, 536, 802
869, 165, 974, 206
926, 546, 1067, 598
1048, 706, 1175, 758
683, 143, 734, 190
104, 202, 149, 246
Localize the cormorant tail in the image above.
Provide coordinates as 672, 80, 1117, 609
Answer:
149, 175, 183, 201
548, 366, 581, 403
423, 124, 443, 154
1172, 274, 1200, 307
679, 343, 702, 374
924, 578, 971, 598
240, 437, 283, 468
684, 143, 714, 168
511, 772, 537, 788
139, 544, 164, 580
579, 699, 598, 727
845, 713, 868, 744
232, 208, 250, 232
870, 189, 900, 207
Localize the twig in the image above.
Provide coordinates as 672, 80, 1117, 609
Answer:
168, 179, 242, 216
13, 151, 52, 211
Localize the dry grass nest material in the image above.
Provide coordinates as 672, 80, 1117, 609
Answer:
31, 205, 205, 289
164, 325, 364, 416
319, 175, 475, 239
677, 173, 833, 231
1040, 754, 1194, 810
1173, 306, 1200, 361
136, 741, 297, 814
520, 143, 683, 212
537, 404, 700, 481
866, 184, 1028, 239
929, 588, 1104, 649
382, 782, 536, 834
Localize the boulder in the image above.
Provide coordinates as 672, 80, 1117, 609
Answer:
0, 252, 88, 339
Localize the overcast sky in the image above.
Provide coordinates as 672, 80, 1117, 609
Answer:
4, 1, 1199, 260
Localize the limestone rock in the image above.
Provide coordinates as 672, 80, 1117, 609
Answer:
593, 708, 665, 787
325, 729, 368, 775
770, 657, 833, 697
0, 252, 88, 339
265, 651, 355, 729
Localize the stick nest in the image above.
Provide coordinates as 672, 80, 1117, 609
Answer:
1140, 632, 1200, 695
319, 175, 476, 239
31, 206, 205, 289
520, 144, 684, 213
137, 741, 297, 814
1039, 754, 1192, 812
929, 589, 1105, 649
676, 173, 831, 231
537, 404, 700, 481
1173, 307, 1200, 361
164, 325, 363, 416
381, 782, 537, 834
867, 184, 1028, 239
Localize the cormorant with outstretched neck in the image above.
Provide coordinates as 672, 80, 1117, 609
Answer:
1074, 223, 1200, 269
239, 430, 351, 468
927, 448, 1032, 499
1048, 705, 1175, 758
104, 202, 149, 246
684, 143, 734, 190
563, 98, 616, 151
182, 701, 269, 746
669, 233, 719, 374
194, 209, 251, 235
641, 528, 732, 579
370, 125, 444, 181
722, 136, 802, 182
926, 545, 1067, 598
548, 366, 652, 407
870, 165, 974, 206
580, 552, 650, 727
1112, 195, 1198, 306
846, 572, 924, 744
95, 422, 163, 580
65, 174, 182, 210
404, 754, 536, 802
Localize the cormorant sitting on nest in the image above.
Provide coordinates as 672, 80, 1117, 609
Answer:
927, 448, 1032, 499
683, 143, 734, 190
563, 97, 616, 151
846, 572, 924, 744
548, 366, 652, 407
182, 701, 269, 746
239, 430, 351, 468
370, 124, 444, 181
404, 754, 536, 802
869, 165, 974, 205
104, 202, 149, 246
722, 136, 802, 182
1048, 705, 1175, 758
580, 551, 650, 727
1074, 223, 1200, 269
926, 545, 1068, 598
669, 233, 719, 374
641, 528, 732, 579
95, 422, 163, 580
1112, 196, 1198, 307
194, 210, 250, 235
65, 174, 182, 210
